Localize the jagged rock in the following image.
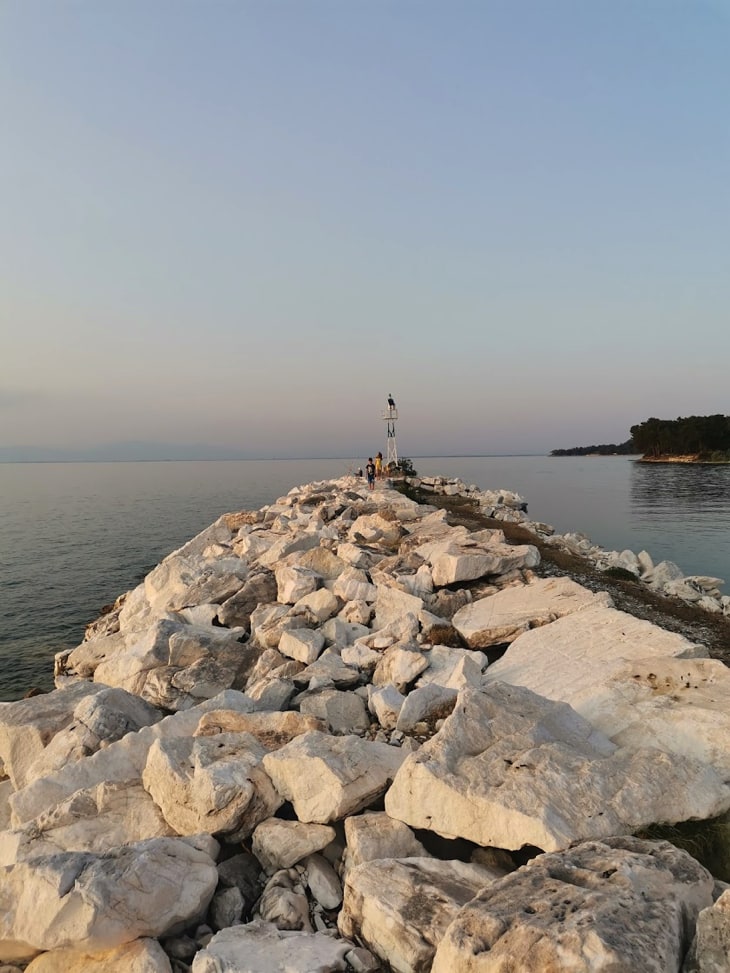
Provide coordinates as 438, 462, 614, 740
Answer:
194, 709, 324, 748
427, 532, 539, 587
373, 588, 423, 629
292, 587, 340, 623
372, 644, 429, 694
0, 779, 174, 864
257, 870, 312, 931
452, 576, 611, 648
217, 570, 278, 630
252, 819, 336, 874
0, 836, 218, 962
142, 733, 282, 839
343, 812, 431, 873
24, 938, 173, 972
368, 685, 405, 730
305, 853, 343, 910
262, 731, 406, 824
395, 684, 458, 734
190, 920, 350, 973
0, 682, 108, 789
339, 857, 503, 973
683, 887, 730, 972
279, 628, 326, 665
298, 688, 370, 735
210, 886, 244, 930
144, 554, 247, 613
417, 645, 487, 690
385, 684, 730, 852
275, 565, 320, 604
333, 568, 377, 603
432, 837, 713, 973
9, 693, 257, 827
488, 601, 706, 688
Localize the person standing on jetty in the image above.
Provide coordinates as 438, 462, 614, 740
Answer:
366, 457, 376, 490
375, 452, 383, 478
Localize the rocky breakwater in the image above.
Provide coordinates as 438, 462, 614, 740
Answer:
1, 476, 730, 971
411, 474, 729, 614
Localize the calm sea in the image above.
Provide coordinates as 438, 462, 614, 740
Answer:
1, 456, 729, 701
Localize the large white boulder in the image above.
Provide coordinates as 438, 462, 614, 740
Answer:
0, 779, 174, 865
430, 539, 539, 587
0, 837, 218, 962
24, 938, 172, 973
0, 683, 107, 790
262, 731, 406, 824
432, 837, 713, 973
191, 920, 350, 973
339, 857, 503, 973
487, 602, 707, 697
384, 684, 730, 853
452, 577, 611, 648
142, 733, 282, 839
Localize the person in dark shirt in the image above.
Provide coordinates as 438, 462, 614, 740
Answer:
366, 458, 376, 490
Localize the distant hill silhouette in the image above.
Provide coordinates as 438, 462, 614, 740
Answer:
550, 439, 636, 457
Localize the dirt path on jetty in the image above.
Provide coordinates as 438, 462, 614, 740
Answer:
406, 490, 730, 666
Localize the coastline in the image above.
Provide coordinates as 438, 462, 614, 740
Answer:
2, 472, 730, 970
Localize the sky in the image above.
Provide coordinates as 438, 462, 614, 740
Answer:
1, 0, 729, 459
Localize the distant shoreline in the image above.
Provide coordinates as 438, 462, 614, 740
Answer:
637, 454, 730, 465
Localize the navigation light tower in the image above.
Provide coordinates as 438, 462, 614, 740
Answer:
381, 393, 399, 470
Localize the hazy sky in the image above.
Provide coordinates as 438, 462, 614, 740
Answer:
2, 1, 728, 458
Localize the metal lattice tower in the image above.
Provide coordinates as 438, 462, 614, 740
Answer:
381, 393, 399, 469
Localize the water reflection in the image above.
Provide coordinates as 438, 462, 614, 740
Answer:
631, 462, 730, 515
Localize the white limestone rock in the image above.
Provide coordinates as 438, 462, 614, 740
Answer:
0, 779, 174, 865
418, 645, 488, 690
9, 693, 257, 827
144, 554, 247, 614
333, 568, 377, 603
485, 603, 709, 729
262, 731, 406, 824
339, 857, 503, 973
252, 819, 336, 873
372, 644, 429, 694
191, 920, 350, 973
432, 836, 713, 973
257, 870, 313, 932
279, 628, 326, 665
384, 684, 730, 853
194, 709, 324, 749
0, 683, 108, 790
305, 853, 343, 910
562, 657, 730, 774
368, 685, 405, 730
452, 576, 611, 649
395, 684, 458, 734
430, 541, 539, 587
321, 617, 370, 647
343, 812, 431, 873
0, 836, 218, 962
683, 887, 730, 973
24, 687, 163, 785
24, 938, 172, 973
142, 733, 282, 839
298, 689, 371, 735
275, 565, 320, 604
373, 586, 424, 630
293, 587, 340, 623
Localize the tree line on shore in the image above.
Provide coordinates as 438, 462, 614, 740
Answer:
551, 414, 730, 461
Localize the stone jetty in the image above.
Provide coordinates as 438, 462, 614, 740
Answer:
1, 474, 730, 972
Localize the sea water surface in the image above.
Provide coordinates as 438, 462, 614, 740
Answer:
1, 456, 729, 701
